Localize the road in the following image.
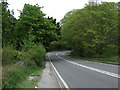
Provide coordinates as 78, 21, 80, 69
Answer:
47, 51, 119, 88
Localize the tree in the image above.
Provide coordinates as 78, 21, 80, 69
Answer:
15, 4, 60, 50
48, 16, 61, 38
61, 2, 118, 57
2, 2, 17, 46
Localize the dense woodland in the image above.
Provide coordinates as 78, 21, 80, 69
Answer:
1, 1, 119, 88
60, 2, 119, 58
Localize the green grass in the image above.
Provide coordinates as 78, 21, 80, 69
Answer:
16, 79, 38, 88
72, 55, 119, 65
16, 67, 43, 88
31, 67, 43, 76
64, 52, 119, 65
64, 51, 71, 56
2, 63, 44, 88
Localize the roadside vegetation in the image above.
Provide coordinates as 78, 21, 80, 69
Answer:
2, 1, 60, 88
15, 67, 43, 88
62, 1, 119, 64
55, 1, 119, 64
65, 51, 119, 65
72, 55, 119, 65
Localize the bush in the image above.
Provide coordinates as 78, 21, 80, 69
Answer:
2, 64, 39, 88
2, 41, 46, 88
71, 44, 118, 58
2, 45, 19, 65
28, 44, 46, 66
20, 40, 46, 67
97, 45, 118, 58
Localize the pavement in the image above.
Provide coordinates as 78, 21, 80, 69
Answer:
38, 61, 61, 88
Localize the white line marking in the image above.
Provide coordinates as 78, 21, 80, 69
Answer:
52, 64, 62, 88
48, 54, 70, 89
56, 52, 120, 78
63, 51, 115, 67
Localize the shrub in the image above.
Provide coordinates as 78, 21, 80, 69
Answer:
28, 44, 46, 66
2, 45, 19, 65
2, 41, 46, 88
2, 64, 39, 88
20, 40, 46, 67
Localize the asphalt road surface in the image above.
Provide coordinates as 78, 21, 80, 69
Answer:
47, 51, 119, 88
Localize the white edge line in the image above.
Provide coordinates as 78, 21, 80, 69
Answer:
52, 64, 62, 88
56, 52, 120, 79
48, 54, 70, 89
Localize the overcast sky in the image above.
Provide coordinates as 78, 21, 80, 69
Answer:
7, 0, 119, 22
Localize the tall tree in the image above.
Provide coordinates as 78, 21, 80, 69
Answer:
2, 2, 17, 46
48, 16, 61, 38
15, 4, 60, 50
61, 2, 118, 57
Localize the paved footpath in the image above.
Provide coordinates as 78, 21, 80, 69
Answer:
38, 61, 61, 88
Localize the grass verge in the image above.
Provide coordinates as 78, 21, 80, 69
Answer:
65, 52, 119, 65
2, 63, 44, 88
16, 67, 43, 88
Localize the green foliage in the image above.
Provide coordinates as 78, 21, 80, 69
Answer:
2, 2, 17, 46
23, 43, 46, 66
3, 41, 46, 66
2, 64, 40, 88
2, 2, 61, 50
2, 42, 45, 88
71, 55, 119, 65
49, 41, 62, 51
16, 79, 38, 88
2, 45, 19, 65
15, 4, 60, 50
2, 1, 61, 88
48, 17, 61, 38
61, 2, 118, 58
49, 40, 70, 51
16, 67, 43, 88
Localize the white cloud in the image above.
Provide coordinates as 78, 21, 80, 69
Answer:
7, 0, 119, 22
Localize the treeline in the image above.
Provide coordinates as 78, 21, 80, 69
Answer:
2, 1, 60, 88
60, 2, 118, 58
